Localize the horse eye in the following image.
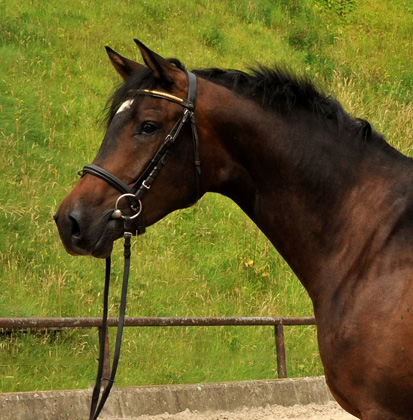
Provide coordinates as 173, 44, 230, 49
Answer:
139, 122, 158, 135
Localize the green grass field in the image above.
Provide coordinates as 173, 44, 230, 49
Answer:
0, 0, 411, 392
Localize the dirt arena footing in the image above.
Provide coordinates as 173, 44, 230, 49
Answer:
0, 376, 334, 420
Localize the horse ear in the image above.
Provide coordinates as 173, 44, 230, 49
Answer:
134, 39, 179, 84
105, 46, 145, 79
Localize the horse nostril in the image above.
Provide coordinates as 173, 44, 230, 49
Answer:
69, 213, 82, 239
54, 204, 96, 256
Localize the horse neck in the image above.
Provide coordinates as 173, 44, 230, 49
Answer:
203, 93, 412, 301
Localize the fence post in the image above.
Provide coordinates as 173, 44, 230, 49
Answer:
274, 324, 287, 378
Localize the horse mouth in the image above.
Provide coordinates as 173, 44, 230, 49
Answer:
91, 229, 116, 258
80, 219, 121, 258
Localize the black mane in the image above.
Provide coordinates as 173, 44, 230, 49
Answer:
194, 65, 344, 119
106, 58, 385, 146
107, 58, 341, 120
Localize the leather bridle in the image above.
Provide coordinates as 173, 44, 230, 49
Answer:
80, 71, 201, 235
82, 71, 201, 420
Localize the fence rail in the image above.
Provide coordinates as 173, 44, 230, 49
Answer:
0, 316, 316, 379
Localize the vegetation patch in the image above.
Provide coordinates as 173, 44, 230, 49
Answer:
0, 0, 411, 392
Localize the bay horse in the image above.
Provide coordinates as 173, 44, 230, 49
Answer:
54, 40, 413, 419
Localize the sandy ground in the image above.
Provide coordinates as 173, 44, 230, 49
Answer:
109, 401, 357, 420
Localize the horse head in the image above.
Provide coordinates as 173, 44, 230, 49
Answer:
54, 41, 212, 258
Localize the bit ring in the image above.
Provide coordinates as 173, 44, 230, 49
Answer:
112, 194, 142, 219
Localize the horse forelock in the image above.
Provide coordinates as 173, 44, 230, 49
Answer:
105, 67, 155, 125
105, 58, 187, 126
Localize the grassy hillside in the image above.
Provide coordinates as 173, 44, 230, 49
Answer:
0, 0, 411, 391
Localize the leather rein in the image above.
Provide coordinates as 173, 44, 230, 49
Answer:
80, 71, 200, 420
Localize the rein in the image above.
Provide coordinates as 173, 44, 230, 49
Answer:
81, 72, 200, 420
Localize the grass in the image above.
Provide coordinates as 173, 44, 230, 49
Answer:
0, 0, 411, 392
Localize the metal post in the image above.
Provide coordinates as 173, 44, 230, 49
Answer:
274, 324, 287, 378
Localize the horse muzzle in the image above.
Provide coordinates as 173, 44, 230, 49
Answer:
53, 201, 118, 258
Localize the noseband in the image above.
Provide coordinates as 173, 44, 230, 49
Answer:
83, 72, 201, 420
80, 71, 201, 235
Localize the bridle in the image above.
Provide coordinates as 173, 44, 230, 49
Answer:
81, 71, 201, 420
80, 71, 201, 234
